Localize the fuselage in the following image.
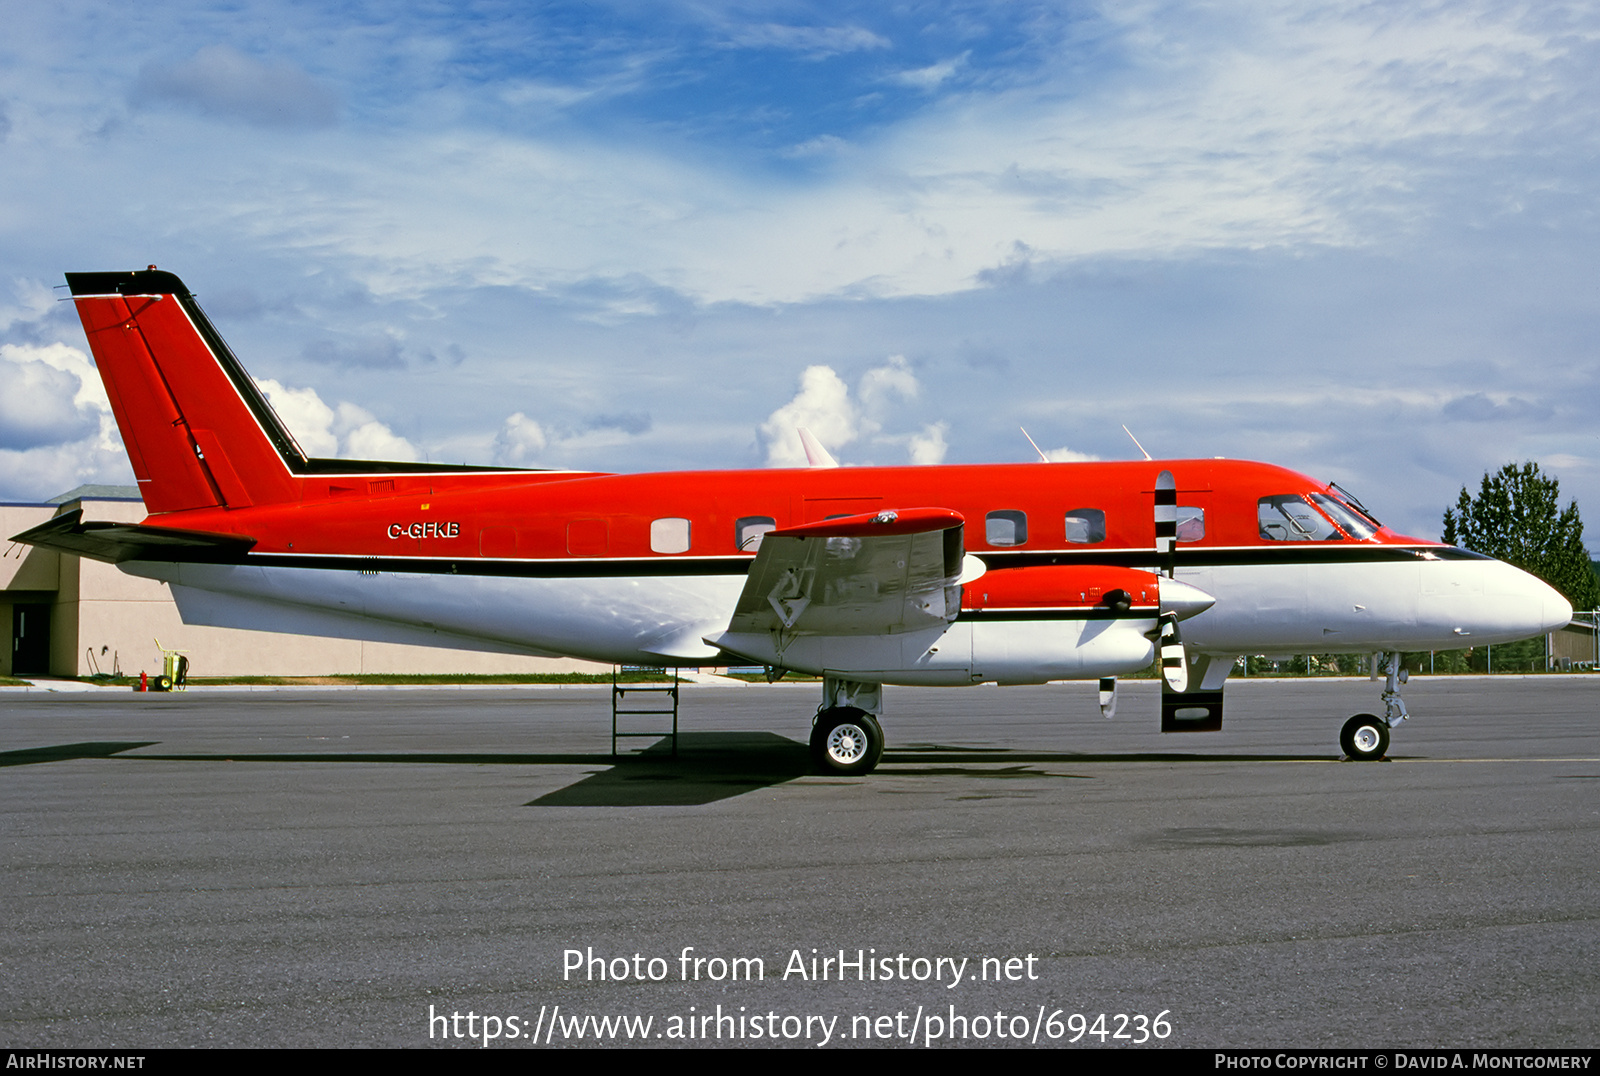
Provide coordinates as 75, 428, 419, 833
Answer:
118, 457, 1573, 677
40, 266, 1571, 769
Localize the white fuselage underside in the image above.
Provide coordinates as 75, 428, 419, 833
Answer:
123, 551, 1571, 684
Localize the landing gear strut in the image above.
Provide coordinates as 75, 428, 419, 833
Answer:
1342, 651, 1407, 760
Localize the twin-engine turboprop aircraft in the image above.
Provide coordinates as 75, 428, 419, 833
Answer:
14, 269, 1573, 773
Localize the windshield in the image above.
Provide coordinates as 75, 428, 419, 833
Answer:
1310, 493, 1379, 540
1328, 482, 1382, 528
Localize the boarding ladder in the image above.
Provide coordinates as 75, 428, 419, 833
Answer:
611, 667, 680, 758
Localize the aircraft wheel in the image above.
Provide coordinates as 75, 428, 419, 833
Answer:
810, 707, 883, 776
1340, 713, 1389, 761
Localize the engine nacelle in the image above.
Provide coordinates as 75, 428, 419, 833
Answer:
719, 564, 1188, 687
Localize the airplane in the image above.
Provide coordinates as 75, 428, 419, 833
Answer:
13, 267, 1574, 774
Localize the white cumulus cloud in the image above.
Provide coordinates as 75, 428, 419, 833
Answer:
255, 378, 416, 461
493, 412, 548, 467
760, 366, 859, 467
1043, 446, 1099, 463
760, 356, 948, 466
0, 343, 131, 500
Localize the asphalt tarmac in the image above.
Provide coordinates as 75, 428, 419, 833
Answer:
1, 677, 1596, 1049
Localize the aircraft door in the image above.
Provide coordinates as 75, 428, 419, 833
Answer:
11, 603, 51, 676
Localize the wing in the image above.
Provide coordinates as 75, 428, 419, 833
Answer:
710, 508, 968, 657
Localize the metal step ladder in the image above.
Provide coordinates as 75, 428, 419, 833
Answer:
611, 667, 680, 758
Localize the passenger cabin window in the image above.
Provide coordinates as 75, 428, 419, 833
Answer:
1176, 507, 1205, 543
1258, 496, 1340, 541
985, 510, 1028, 547
650, 517, 691, 554
736, 516, 776, 552
1063, 508, 1106, 544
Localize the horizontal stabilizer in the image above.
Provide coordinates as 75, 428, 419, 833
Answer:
10, 509, 255, 565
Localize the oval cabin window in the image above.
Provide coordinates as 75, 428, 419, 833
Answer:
650, 517, 691, 554
985, 510, 1028, 547
736, 516, 776, 552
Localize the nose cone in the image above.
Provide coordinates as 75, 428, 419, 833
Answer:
1539, 579, 1575, 635
1159, 577, 1216, 622
1476, 561, 1572, 644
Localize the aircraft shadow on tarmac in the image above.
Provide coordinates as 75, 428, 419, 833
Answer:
533, 737, 1329, 806
0, 741, 160, 766
530, 732, 810, 806
0, 737, 1334, 807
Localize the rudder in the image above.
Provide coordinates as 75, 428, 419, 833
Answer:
65, 269, 305, 514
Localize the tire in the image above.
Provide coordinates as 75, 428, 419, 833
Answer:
1340, 713, 1389, 760
810, 707, 884, 776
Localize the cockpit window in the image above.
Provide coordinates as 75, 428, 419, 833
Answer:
1309, 493, 1378, 540
1259, 495, 1342, 541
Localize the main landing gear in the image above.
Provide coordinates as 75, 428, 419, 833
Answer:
1341, 651, 1408, 761
811, 678, 886, 776
811, 707, 884, 775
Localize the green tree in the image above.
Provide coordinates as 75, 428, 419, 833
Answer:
1442, 462, 1600, 609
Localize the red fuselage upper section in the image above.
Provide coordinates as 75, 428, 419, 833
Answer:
142, 458, 1420, 563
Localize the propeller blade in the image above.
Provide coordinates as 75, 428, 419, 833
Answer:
1154, 469, 1176, 578
1098, 677, 1118, 719
1159, 612, 1189, 692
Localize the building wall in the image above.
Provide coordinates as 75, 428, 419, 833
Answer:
1, 504, 61, 677
5, 498, 608, 679
1551, 620, 1597, 667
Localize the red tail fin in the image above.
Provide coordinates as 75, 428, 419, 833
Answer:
66, 269, 305, 514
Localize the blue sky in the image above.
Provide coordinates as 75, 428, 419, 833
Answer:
3, 1, 1599, 543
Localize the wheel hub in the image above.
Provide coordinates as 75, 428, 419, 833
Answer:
1353, 725, 1381, 753
827, 725, 867, 764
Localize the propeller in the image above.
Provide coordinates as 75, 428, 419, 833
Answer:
1098, 677, 1118, 719
1154, 469, 1177, 578
1158, 613, 1188, 692
1153, 468, 1191, 692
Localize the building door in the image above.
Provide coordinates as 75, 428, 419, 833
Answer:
12, 603, 51, 675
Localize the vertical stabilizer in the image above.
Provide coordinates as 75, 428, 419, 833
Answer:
65, 269, 305, 514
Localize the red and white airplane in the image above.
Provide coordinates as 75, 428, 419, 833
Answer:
16, 268, 1573, 773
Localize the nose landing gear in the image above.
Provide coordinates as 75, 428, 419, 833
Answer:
1342, 651, 1407, 760
1340, 713, 1390, 760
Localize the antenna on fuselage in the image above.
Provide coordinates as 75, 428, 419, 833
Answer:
1020, 427, 1050, 463
1122, 425, 1153, 461
797, 428, 839, 468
